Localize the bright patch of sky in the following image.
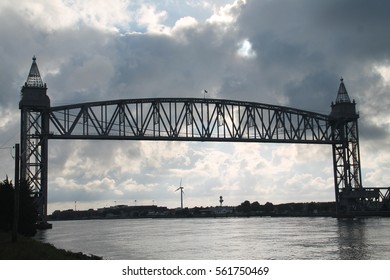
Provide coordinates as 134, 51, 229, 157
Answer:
237, 39, 256, 58
374, 64, 390, 84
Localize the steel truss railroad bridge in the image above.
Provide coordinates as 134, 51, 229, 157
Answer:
19, 57, 390, 224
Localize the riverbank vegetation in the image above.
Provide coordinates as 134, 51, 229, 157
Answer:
0, 178, 37, 236
0, 177, 101, 259
0, 231, 101, 259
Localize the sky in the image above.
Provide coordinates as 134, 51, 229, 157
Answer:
1, 0, 390, 213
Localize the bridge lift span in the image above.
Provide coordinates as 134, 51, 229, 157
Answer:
19, 57, 390, 224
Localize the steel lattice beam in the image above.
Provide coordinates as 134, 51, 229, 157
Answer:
48, 98, 334, 144
20, 108, 50, 224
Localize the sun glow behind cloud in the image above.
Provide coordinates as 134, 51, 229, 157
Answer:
374, 64, 390, 84
237, 39, 256, 58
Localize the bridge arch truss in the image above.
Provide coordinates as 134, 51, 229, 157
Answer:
48, 98, 334, 144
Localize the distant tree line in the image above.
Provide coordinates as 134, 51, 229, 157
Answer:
236, 200, 336, 216
236, 200, 275, 214
0, 177, 37, 236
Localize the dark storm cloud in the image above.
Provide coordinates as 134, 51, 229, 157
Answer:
359, 117, 389, 141
315, 0, 390, 61
110, 25, 239, 99
284, 71, 338, 113
239, 0, 390, 62
238, 2, 390, 84
235, 0, 390, 138
0, 7, 35, 106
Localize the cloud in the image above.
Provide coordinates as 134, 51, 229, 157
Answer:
1, 0, 134, 32
136, 3, 170, 34
207, 0, 245, 24
237, 0, 390, 107
1, 0, 390, 213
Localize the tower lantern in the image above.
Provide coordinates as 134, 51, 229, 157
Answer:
20, 56, 50, 109
330, 78, 356, 120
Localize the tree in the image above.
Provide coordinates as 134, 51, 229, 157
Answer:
263, 202, 274, 214
0, 177, 14, 231
237, 200, 252, 213
18, 180, 38, 236
251, 201, 262, 211
0, 178, 37, 236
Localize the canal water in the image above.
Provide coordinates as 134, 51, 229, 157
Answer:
35, 217, 390, 260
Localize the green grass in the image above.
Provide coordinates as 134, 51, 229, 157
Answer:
0, 231, 101, 260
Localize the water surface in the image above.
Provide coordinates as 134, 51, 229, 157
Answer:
35, 217, 390, 260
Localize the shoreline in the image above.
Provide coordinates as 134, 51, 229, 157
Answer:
0, 231, 101, 260
49, 201, 390, 221
48, 211, 390, 223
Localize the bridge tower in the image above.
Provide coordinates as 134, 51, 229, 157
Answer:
330, 78, 365, 214
19, 56, 51, 226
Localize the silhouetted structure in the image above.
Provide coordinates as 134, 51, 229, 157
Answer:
19, 58, 390, 222
19, 57, 50, 227
330, 79, 390, 215
0, 178, 38, 236
175, 179, 184, 209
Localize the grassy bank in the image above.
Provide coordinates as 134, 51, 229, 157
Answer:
0, 231, 101, 260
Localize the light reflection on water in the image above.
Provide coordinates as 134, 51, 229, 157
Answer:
35, 217, 390, 260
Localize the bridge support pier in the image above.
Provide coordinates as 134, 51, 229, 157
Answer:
330, 79, 373, 215
331, 118, 362, 214
19, 57, 51, 227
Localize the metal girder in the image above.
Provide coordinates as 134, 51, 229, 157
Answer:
330, 104, 365, 214
20, 109, 49, 223
48, 98, 334, 144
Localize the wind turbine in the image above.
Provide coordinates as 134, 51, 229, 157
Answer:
175, 179, 184, 209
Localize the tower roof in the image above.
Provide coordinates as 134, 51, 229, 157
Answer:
25, 56, 44, 88
335, 78, 351, 104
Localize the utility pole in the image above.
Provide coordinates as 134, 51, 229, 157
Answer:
12, 144, 20, 242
